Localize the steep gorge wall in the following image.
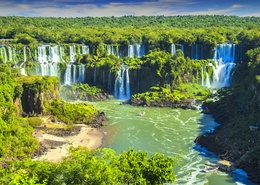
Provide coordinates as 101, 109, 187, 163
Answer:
197, 55, 260, 183
16, 76, 60, 116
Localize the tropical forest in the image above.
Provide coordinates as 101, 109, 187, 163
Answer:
0, 15, 260, 184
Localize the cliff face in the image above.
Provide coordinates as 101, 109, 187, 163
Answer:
197, 58, 260, 184
17, 76, 60, 116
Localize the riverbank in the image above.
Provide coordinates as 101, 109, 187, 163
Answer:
32, 118, 104, 163
196, 98, 260, 184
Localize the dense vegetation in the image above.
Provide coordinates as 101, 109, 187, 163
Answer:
0, 16, 259, 59
0, 63, 179, 184
0, 65, 39, 159
60, 83, 109, 101
0, 15, 260, 183
0, 15, 259, 28
131, 83, 210, 107
199, 47, 260, 183
0, 147, 179, 184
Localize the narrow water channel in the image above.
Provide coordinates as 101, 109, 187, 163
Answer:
90, 99, 254, 185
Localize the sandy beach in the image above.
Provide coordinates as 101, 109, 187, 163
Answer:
33, 123, 104, 163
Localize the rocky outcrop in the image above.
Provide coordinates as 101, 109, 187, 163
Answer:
18, 76, 60, 116
91, 112, 107, 128
196, 88, 260, 184
128, 98, 201, 110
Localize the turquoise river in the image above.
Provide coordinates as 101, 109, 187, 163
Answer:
89, 99, 255, 185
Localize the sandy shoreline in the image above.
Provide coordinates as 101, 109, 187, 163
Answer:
33, 124, 104, 163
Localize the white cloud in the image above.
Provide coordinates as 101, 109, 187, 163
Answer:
0, 0, 258, 17
231, 4, 246, 9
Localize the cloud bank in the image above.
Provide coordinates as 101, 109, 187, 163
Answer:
0, 0, 259, 17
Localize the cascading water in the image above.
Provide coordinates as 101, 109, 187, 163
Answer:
107, 45, 118, 56
202, 44, 238, 89
81, 45, 89, 55
0, 47, 7, 63
64, 45, 77, 85
69, 45, 76, 63
205, 72, 211, 88
38, 45, 59, 76
72, 64, 77, 83
64, 64, 72, 85
49, 45, 60, 63
191, 44, 203, 60
38, 45, 48, 75
171, 44, 176, 55
211, 44, 237, 89
114, 65, 131, 100
78, 64, 85, 82
20, 46, 27, 75
135, 43, 145, 57
128, 45, 134, 58
128, 44, 145, 58
7, 46, 12, 61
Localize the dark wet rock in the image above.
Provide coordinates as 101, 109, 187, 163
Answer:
91, 112, 107, 128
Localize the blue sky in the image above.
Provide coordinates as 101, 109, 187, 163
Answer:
0, 0, 259, 17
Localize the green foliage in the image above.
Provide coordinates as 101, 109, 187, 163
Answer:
1, 15, 260, 29
132, 83, 210, 106
15, 33, 37, 45
46, 99, 98, 125
27, 117, 44, 128
16, 76, 60, 92
0, 116, 39, 159
60, 83, 108, 102
175, 83, 211, 101
0, 16, 259, 54
0, 147, 179, 185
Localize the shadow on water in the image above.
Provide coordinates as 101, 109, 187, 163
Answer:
195, 113, 256, 185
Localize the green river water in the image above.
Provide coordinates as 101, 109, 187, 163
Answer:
90, 99, 255, 185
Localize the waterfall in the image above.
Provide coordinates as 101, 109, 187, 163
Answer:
119, 69, 126, 99
37, 45, 60, 76
128, 45, 134, 58
50, 63, 58, 76
81, 45, 89, 55
205, 72, 211, 88
171, 44, 176, 55
59, 46, 64, 62
0, 47, 7, 63
20, 68, 26, 76
114, 65, 131, 100
135, 43, 145, 57
38, 45, 48, 75
125, 68, 130, 99
107, 44, 117, 56
13, 47, 18, 64
49, 45, 60, 63
201, 66, 204, 86
72, 64, 77, 83
23, 46, 27, 63
69, 45, 77, 63
64, 64, 72, 85
128, 44, 145, 58
7, 46, 12, 61
79, 64, 85, 82
38, 45, 48, 64
210, 44, 237, 89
